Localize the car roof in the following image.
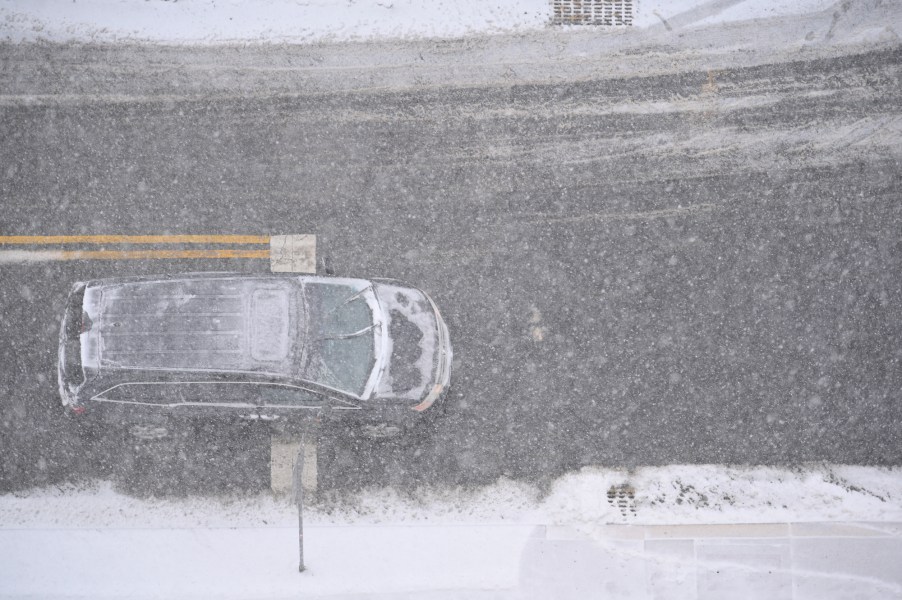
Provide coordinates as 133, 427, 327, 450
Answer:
88, 276, 303, 376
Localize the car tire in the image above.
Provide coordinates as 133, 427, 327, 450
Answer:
111, 423, 186, 496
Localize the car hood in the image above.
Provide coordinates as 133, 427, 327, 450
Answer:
373, 283, 439, 400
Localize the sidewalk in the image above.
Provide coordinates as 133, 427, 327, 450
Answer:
526, 522, 902, 600
2, 521, 900, 599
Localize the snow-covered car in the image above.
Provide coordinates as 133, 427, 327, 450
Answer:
58, 273, 452, 438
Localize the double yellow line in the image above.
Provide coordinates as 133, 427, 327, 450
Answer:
0, 234, 271, 262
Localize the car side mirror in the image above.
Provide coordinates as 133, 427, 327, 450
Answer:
318, 256, 335, 276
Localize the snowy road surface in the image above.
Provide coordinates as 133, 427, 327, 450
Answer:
0, 1, 900, 496
2, 43, 900, 492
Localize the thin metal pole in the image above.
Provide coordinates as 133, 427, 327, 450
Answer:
293, 429, 306, 572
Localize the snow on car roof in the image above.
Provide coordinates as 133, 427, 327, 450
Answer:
92, 277, 301, 375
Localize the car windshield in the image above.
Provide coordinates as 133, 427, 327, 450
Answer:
301, 281, 378, 397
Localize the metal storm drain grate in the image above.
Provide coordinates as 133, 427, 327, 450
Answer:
551, 0, 634, 26
607, 483, 637, 516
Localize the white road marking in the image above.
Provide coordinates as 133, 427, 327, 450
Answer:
269, 234, 316, 273
270, 435, 318, 496
0, 248, 271, 262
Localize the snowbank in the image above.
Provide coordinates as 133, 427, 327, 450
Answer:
2, 464, 899, 530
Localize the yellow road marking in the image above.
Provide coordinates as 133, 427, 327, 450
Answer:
0, 249, 270, 262
0, 234, 315, 272
0, 235, 270, 245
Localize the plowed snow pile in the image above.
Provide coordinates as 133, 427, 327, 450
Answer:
2, 465, 899, 530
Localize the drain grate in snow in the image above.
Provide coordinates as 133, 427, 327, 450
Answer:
607, 483, 637, 516
551, 0, 634, 26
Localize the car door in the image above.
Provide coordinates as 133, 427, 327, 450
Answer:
89, 381, 261, 425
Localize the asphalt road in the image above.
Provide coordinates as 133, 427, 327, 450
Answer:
1, 44, 900, 494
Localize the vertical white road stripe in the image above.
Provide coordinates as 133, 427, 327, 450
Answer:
270, 234, 316, 273
270, 436, 318, 496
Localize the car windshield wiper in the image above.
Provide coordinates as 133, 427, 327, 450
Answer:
318, 321, 381, 341
326, 283, 374, 315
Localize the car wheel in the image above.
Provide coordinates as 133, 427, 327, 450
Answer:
112, 424, 184, 496
112, 438, 158, 496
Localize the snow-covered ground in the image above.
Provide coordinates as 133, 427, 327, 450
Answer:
6, 464, 899, 530
1, 0, 843, 45
2, 1, 901, 597
2, 465, 901, 598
